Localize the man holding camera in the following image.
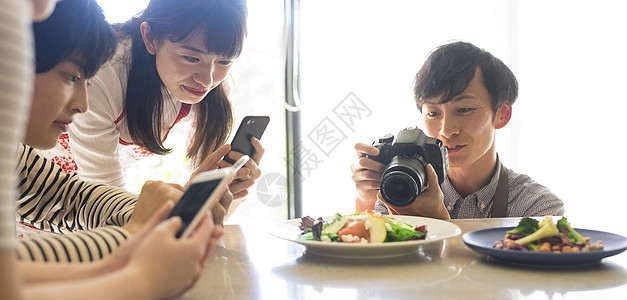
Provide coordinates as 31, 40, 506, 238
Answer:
351, 41, 564, 220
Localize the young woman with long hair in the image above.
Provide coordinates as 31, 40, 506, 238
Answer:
1, 1, 222, 298
42, 0, 263, 222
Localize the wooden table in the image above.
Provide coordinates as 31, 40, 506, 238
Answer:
181, 218, 627, 299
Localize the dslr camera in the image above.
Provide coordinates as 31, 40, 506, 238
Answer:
369, 127, 448, 207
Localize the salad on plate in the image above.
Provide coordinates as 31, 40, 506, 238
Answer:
298, 211, 427, 244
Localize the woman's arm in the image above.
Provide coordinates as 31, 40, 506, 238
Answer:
16, 144, 134, 262
16, 146, 189, 262
68, 57, 128, 188
15, 226, 130, 262
17, 144, 137, 232
19, 204, 221, 300
22, 265, 152, 300
5, 204, 221, 300
0, 253, 22, 300
18, 201, 169, 283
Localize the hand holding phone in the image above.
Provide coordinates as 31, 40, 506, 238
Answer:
231, 155, 249, 172
166, 156, 249, 238
166, 168, 232, 238
224, 116, 269, 164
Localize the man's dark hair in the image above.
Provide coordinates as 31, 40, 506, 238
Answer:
413, 41, 519, 114
33, 0, 116, 78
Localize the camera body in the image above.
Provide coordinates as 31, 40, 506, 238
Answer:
369, 127, 448, 207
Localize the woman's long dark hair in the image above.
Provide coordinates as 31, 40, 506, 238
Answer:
117, 0, 247, 165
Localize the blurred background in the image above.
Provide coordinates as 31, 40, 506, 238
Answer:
96, 0, 627, 231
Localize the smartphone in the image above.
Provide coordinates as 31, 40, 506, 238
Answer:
232, 155, 250, 172
166, 167, 234, 238
224, 116, 270, 164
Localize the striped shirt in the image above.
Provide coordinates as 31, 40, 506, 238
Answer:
0, 0, 32, 251
15, 144, 138, 262
376, 160, 565, 218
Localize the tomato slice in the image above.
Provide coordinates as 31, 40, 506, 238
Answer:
338, 221, 370, 242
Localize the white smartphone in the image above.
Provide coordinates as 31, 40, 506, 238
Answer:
166, 155, 249, 238
231, 154, 250, 172
167, 167, 234, 238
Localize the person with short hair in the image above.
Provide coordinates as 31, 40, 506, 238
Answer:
351, 41, 564, 220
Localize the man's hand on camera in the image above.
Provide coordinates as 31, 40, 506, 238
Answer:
351, 142, 385, 212
380, 164, 451, 221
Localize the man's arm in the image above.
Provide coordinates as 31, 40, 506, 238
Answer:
356, 196, 376, 212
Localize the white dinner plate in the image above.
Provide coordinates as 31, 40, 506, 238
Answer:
268, 215, 461, 259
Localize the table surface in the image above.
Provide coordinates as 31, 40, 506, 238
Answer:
181, 217, 627, 300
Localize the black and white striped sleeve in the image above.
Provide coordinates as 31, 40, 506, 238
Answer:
15, 144, 138, 261
15, 225, 129, 262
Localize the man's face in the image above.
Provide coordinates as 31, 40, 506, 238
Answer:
25, 61, 88, 149
421, 69, 504, 169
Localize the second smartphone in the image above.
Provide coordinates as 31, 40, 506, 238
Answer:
224, 116, 270, 164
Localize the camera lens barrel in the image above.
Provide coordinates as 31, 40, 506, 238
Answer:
381, 171, 419, 206
380, 155, 428, 207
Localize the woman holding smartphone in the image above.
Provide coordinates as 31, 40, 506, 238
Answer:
40, 0, 264, 213
2, 1, 221, 298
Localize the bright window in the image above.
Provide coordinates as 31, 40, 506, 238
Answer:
297, 0, 627, 231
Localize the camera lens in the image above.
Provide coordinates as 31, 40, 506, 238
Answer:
380, 155, 428, 207
381, 171, 418, 205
